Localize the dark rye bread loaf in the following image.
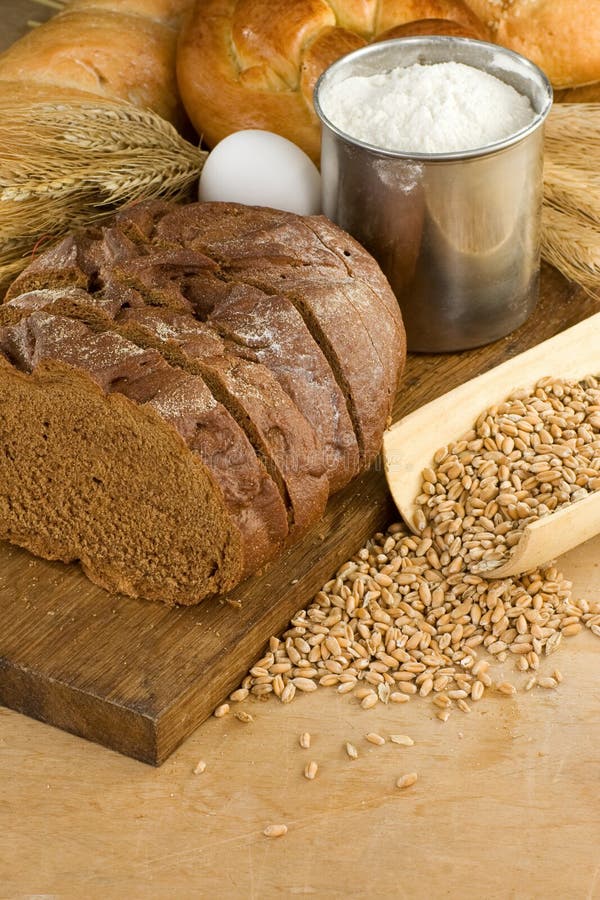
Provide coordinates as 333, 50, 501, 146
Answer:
2, 290, 329, 536
1, 200, 406, 605
148, 202, 406, 464
3, 281, 331, 537
0, 312, 288, 604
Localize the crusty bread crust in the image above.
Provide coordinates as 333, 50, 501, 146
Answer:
464, 0, 600, 89
1, 200, 406, 604
176, 0, 488, 161
0, 0, 193, 127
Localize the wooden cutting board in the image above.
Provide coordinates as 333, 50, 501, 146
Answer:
0, 263, 597, 764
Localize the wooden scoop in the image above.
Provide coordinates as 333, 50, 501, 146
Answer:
383, 313, 600, 578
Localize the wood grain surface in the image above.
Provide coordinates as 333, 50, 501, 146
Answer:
0, 264, 596, 765
1, 533, 599, 899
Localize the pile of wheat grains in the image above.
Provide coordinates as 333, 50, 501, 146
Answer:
229, 376, 600, 721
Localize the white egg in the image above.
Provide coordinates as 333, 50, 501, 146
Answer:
198, 129, 321, 216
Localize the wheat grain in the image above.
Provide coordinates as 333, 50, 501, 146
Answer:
292, 677, 318, 693
345, 742, 359, 760
389, 692, 410, 704
361, 693, 378, 710
471, 681, 485, 701
396, 772, 418, 789
304, 761, 318, 780
264, 824, 288, 838
229, 688, 249, 702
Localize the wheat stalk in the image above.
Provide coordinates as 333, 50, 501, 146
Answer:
541, 103, 600, 296
0, 91, 205, 292
542, 206, 600, 299
544, 103, 600, 162
1, 94, 599, 299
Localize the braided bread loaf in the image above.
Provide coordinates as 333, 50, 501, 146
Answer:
0, 0, 193, 127
177, 0, 489, 162
177, 0, 600, 161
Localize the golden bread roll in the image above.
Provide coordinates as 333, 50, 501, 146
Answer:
177, 0, 489, 161
464, 0, 600, 90
0, 0, 193, 127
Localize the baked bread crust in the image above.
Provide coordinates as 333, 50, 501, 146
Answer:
176, 0, 489, 161
205, 289, 361, 493
2, 200, 406, 604
154, 202, 405, 463
464, 1, 600, 90
0, 311, 290, 603
0, 0, 193, 127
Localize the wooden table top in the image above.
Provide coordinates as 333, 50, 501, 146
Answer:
1, 5, 600, 899
1, 534, 599, 899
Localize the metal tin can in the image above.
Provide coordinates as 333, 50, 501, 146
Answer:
314, 37, 553, 352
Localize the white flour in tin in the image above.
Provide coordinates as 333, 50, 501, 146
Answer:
320, 61, 535, 154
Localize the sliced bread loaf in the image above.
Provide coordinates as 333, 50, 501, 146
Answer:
1, 200, 407, 605
0, 311, 288, 604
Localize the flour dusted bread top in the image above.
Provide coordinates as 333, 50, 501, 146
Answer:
1, 200, 405, 605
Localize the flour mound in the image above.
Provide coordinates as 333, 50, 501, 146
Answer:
321, 61, 535, 154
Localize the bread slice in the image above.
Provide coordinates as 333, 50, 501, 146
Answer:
0, 311, 289, 604
1, 288, 329, 536
114, 307, 330, 533
206, 285, 360, 493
